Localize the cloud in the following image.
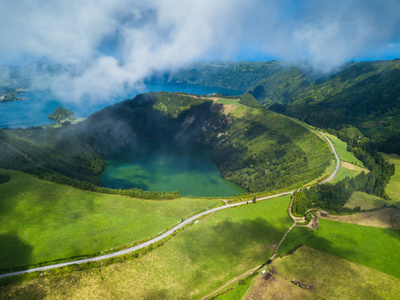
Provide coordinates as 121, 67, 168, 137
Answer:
0, 0, 399, 103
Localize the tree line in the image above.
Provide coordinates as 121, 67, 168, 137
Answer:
292, 132, 395, 215
38, 172, 181, 200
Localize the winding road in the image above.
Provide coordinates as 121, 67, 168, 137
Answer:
0, 131, 340, 279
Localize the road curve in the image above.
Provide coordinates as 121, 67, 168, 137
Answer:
318, 131, 341, 184
0, 131, 339, 279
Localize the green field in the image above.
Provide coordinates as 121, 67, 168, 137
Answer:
215, 275, 257, 300
345, 191, 400, 210
381, 153, 400, 202
0, 195, 292, 299
331, 164, 364, 183
324, 132, 364, 167
264, 246, 400, 299
278, 219, 400, 279
0, 170, 220, 271
216, 98, 243, 106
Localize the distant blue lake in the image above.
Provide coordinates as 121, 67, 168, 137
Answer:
0, 83, 243, 128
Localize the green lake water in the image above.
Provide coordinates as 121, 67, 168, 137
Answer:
100, 141, 246, 197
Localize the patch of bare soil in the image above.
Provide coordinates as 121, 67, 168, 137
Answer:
245, 273, 318, 300
341, 161, 357, 170
341, 161, 369, 173
317, 208, 400, 229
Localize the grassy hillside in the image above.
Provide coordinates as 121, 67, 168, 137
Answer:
318, 208, 400, 229
0, 170, 220, 271
278, 219, 400, 279
214, 104, 331, 192
381, 153, 400, 202
345, 191, 399, 210
324, 133, 364, 166
0, 195, 292, 299
248, 246, 400, 299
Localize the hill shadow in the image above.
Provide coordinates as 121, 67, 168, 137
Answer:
179, 217, 286, 264
0, 233, 33, 272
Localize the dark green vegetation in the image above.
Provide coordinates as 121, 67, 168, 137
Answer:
166, 59, 400, 154
48, 107, 76, 124
0, 173, 9, 184
0, 170, 220, 271
292, 132, 395, 215
0, 196, 292, 299
278, 219, 400, 279
0, 92, 331, 195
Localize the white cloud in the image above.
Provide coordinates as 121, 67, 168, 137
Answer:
0, 0, 399, 103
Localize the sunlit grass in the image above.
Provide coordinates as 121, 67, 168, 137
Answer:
0, 170, 220, 270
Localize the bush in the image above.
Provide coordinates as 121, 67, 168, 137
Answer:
0, 173, 10, 184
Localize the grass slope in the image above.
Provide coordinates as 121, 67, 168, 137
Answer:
324, 133, 364, 167
221, 105, 332, 192
318, 208, 400, 229
0, 170, 220, 271
214, 275, 257, 300
0, 195, 292, 299
331, 162, 367, 184
278, 219, 400, 279
381, 153, 400, 202
345, 191, 400, 210
255, 246, 400, 300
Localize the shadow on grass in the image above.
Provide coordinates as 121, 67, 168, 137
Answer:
0, 233, 33, 272
0, 233, 42, 298
180, 217, 286, 264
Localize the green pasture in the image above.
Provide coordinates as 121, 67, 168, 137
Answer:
216, 98, 243, 106
215, 275, 257, 300
271, 246, 400, 299
324, 132, 364, 167
381, 152, 400, 202
345, 191, 400, 210
0, 170, 220, 270
1, 195, 292, 299
331, 163, 367, 183
278, 218, 400, 279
